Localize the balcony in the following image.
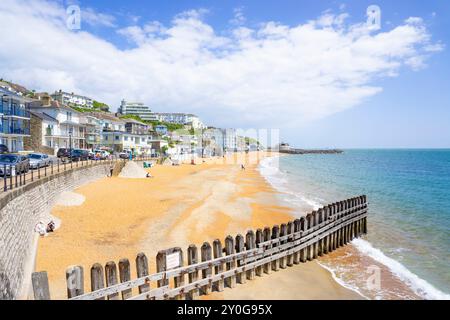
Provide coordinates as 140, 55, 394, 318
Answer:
0, 125, 30, 136
0, 105, 31, 118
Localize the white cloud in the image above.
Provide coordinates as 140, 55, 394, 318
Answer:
0, 0, 443, 130
230, 7, 246, 26
82, 7, 117, 28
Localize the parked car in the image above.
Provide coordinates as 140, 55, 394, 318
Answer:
70, 149, 89, 162
28, 153, 52, 169
93, 149, 110, 160
57, 148, 72, 162
0, 144, 9, 154
0, 154, 30, 176
119, 151, 130, 160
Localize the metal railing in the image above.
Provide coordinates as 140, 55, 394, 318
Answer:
0, 154, 155, 194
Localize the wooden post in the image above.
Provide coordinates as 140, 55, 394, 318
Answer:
90, 263, 105, 300
187, 245, 199, 299
32, 271, 50, 300
66, 265, 84, 298
286, 221, 294, 266
263, 227, 272, 274
136, 252, 150, 294
255, 229, 263, 276
119, 259, 132, 300
293, 219, 301, 264
224, 236, 236, 288
213, 239, 224, 292
271, 226, 280, 271
299, 217, 307, 262
156, 247, 184, 299
245, 231, 256, 280
279, 224, 287, 268
201, 242, 213, 295
316, 209, 323, 257
105, 261, 119, 300
235, 234, 246, 284
306, 214, 314, 261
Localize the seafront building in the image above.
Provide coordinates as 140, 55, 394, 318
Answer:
80, 115, 103, 150
51, 90, 94, 109
118, 99, 153, 121
29, 95, 86, 151
148, 112, 205, 130
0, 87, 31, 152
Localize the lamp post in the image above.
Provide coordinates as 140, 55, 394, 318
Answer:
69, 127, 73, 153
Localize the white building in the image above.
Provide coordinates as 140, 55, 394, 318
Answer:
29, 99, 86, 150
51, 90, 94, 109
0, 87, 31, 152
118, 99, 153, 121
148, 112, 205, 129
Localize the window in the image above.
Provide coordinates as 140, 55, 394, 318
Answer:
104, 135, 108, 141
124, 136, 128, 141
115, 136, 120, 141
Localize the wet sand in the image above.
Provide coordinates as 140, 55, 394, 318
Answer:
35, 152, 361, 300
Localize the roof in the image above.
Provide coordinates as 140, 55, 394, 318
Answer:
86, 111, 125, 123
29, 111, 58, 122
124, 118, 148, 126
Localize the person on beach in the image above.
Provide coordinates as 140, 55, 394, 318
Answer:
241, 164, 246, 170
35, 221, 46, 237
109, 164, 114, 177
46, 220, 56, 233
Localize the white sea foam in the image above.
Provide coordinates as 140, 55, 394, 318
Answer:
259, 157, 322, 211
258, 156, 450, 300
317, 261, 370, 300
352, 238, 450, 300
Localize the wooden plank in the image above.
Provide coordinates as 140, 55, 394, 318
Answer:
32, 271, 50, 300
279, 224, 287, 269
105, 261, 119, 300
299, 217, 307, 262
306, 214, 314, 261
286, 222, 294, 266
224, 236, 236, 288
245, 231, 256, 280
119, 259, 132, 300
255, 229, 263, 276
263, 227, 272, 274
293, 219, 301, 264
90, 263, 105, 300
271, 226, 280, 271
235, 235, 246, 284
66, 265, 84, 298
200, 242, 212, 295
156, 247, 184, 299
136, 252, 150, 294
212, 239, 224, 292
187, 244, 199, 299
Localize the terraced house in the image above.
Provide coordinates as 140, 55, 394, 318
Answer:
0, 87, 31, 152
29, 93, 86, 151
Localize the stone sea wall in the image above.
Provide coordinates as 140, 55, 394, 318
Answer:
0, 163, 112, 300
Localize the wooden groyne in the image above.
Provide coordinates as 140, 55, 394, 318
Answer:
31, 196, 368, 300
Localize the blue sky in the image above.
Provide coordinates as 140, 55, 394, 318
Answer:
1, 0, 449, 148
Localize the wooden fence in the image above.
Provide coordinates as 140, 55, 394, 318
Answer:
31, 195, 368, 300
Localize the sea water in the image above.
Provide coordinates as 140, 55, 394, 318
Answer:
259, 149, 450, 300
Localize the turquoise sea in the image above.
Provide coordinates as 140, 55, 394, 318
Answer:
259, 149, 450, 300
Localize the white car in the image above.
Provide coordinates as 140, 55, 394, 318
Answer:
28, 153, 52, 169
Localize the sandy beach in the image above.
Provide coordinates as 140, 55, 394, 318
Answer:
35, 152, 361, 300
